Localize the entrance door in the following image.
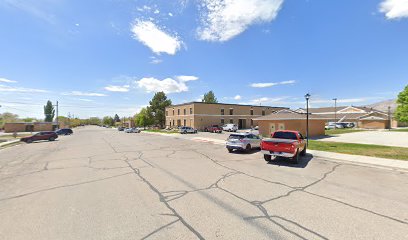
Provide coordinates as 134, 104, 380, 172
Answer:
238, 119, 246, 129
25, 125, 34, 132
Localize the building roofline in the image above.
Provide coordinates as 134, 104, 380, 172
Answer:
167, 101, 288, 109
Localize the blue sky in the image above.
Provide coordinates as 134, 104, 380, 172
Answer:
0, 0, 407, 118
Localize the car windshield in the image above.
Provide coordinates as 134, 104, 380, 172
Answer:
273, 132, 297, 140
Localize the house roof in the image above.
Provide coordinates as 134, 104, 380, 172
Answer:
254, 112, 331, 121
296, 106, 387, 114
168, 101, 288, 109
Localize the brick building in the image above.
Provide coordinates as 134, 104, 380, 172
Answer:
165, 102, 286, 130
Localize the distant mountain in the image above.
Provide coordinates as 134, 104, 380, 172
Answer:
363, 99, 397, 113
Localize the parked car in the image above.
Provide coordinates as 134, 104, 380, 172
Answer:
55, 128, 73, 135
20, 131, 58, 144
118, 127, 125, 131
261, 130, 306, 164
226, 133, 261, 153
222, 124, 238, 132
179, 126, 197, 134
204, 125, 223, 133
325, 122, 345, 130
125, 128, 141, 133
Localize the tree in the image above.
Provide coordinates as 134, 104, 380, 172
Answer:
89, 117, 102, 125
0, 112, 19, 129
114, 114, 120, 123
102, 116, 114, 126
395, 85, 408, 123
21, 117, 38, 123
149, 92, 172, 128
135, 107, 154, 129
202, 91, 218, 103
44, 100, 55, 122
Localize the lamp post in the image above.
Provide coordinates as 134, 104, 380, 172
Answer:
333, 98, 337, 129
305, 93, 311, 145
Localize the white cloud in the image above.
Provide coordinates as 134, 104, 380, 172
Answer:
104, 85, 130, 92
78, 98, 94, 102
131, 20, 182, 55
149, 56, 163, 64
0, 84, 47, 93
379, 0, 408, 19
136, 76, 197, 94
176, 75, 199, 81
169, 12, 173, 17
250, 80, 295, 88
62, 91, 107, 97
0, 77, 17, 83
234, 95, 242, 100
154, 9, 160, 14
197, 0, 284, 41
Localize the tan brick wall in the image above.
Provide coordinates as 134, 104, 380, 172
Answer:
165, 102, 284, 129
4, 122, 55, 133
256, 119, 326, 137
4, 123, 27, 133
360, 120, 387, 129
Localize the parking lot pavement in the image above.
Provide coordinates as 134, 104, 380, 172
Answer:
1, 126, 407, 239
316, 130, 408, 148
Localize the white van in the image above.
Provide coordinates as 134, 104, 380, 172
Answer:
222, 124, 238, 132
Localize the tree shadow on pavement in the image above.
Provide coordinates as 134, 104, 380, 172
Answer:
266, 153, 314, 168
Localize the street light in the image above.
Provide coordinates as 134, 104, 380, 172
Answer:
305, 93, 311, 145
333, 98, 337, 129
388, 106, 391, 131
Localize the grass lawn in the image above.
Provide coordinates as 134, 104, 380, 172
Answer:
0, 134, 32, 140
390, 128, 408, 132
308, 140, 408, 161
143, 129, 179, 134
325, 129, 366, 135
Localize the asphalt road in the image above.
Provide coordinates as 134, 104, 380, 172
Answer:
0, 126, 407, 240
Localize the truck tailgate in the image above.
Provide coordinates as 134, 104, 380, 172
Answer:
261, 138, 297, 152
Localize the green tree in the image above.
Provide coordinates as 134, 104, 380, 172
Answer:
21, 117, 38, 123
202, 91, 218, 103
44, 100, 55, 122
0, 112, 19, 128
395, 85, 408, 123
149, 92, 172, 128
114, 114, 120, 123
135, 107, 154, 129
103, 116, 114, 126
89, 117, 102, 125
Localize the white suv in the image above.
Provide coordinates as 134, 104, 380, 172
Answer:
222, 124, 238, 132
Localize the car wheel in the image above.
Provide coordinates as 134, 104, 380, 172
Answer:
183, 131, 187, 134
245, 144, 251, 153
49, 137, 55, 141
300, 147, 306, 156
292, 150, 300, 164
26, 139, 33, 144
228, 148, 233, 153
264, 154, 272, 161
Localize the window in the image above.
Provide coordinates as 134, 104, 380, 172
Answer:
165, 111, 168, 116
262, 110, 265, 116
221, 119, 225, 124
221, 109, 224, 115
229, 119, 233, 124
250, 119, 254, 126
172, 120, 175, 126
183, 119, 186, 126
190, 108, 193, 114
183, 108, 186, 115
172, 109, 175, 115
178, 109, 180, 115
250, 109, 253, 115
229, 108, 233, 115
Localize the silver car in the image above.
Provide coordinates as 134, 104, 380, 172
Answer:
179, 126, 197, 134
125, 128, 141, 133
226, 133, 261, 153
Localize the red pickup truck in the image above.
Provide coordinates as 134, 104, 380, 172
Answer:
261, 130, 306, 164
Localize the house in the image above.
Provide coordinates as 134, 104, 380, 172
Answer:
295, 106, 394, 129
253, 112, 329, 137
165, 102, 287, 130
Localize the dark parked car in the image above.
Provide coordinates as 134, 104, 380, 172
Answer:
55, 128, 73, 135
20, 131, 58, 143
118, 127, 125, 131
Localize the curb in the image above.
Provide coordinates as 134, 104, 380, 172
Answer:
308, 150, 408, 171
0, 139, 21, 149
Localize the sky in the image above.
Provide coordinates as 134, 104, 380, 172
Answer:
0, 0, 407, 119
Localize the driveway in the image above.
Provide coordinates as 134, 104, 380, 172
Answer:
0, 126, 407, 239
316, 131, 408, 148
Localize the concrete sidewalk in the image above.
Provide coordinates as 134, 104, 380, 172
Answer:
309, 149, 408, 171
0, 139, 20, 148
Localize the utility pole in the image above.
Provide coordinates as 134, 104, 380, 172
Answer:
333, 98, 337, 129
305, 93, 311, 146
388, 106, 391, 131
56, 101, 59, 127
